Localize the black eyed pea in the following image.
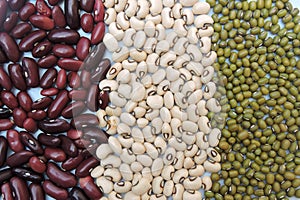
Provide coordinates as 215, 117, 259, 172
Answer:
136, 0, 150, 19
182, 131, 197, 145
166, 32, 179, 47
198, 116, 212, 134
105, 105, 122, 117
187, 90, 203, 105
201, 66, 215, 84
207, 147, 221, 162
104, 168, 122, 182
206, 98, 221, 113
183, 157, 195, 169
135, 61, 148, 79
137, 118, 149, 128
172, 3, 183, 19
172, 184, 185, 200
145, 109, 160, 121
124, 0, 138, 17
103, 33, 119, 52
120, 148, 136, 164
147, 14, 163, 25
130, 161, 144, 173
173, 37, 189, 56
182, 9, 194, 25
198, 26, 214, 37
120, 112, 136, 127
108, 191, 123, 200
174, 92, 189, 109
180, 0, 198, 7
146, 95, 164, 109
186, 104, 200, 122
131, 142, 146, 155
101, 155, 122, 168
122, 28, 136, 47
203, 82, 217, 100
91, 166, 105, 178
187, 27, 200, 44
117, 84, 131, 99
96, 143, 113, 160
142, 167, 153, 182
133, 31, 146, 49
132, 177, 151, 195
163, 0, 175, 7
100, 197, 108, 200
155, 40, 171, 56
163, 91, 174, 110
142, 126, 156, 143
200, 37, 212, 54
151, 117, 163, 134
129, 16, 145, 31
163, 147, 177, 165
163, 180, 175, 197
144, 142, 159, 159
161, 165, 176, 181
114, 181, 132, 194
184, 144, 198, 157
144, 20, 156, 37
173, 53, 191, 69
157, 80, 171, 96
122, 59, 137, 72
155, 24, 166, 41
130, 49, 147, 62
130, 82, 146, 102
189, 164, 205, 177
96, 176, 114, 194
150, 194, 167, 200
161, 7, 175, 28
170, 78, 185, 94
151, 158, 164, 177
202, 176, 213, 191
144, 38, 158, 54
202, 51, 217, 67
96, 110, 108, 128
152, 176, 164, 194
116, 12, 130, 30
174, 19, 188, 37
187, 61, 204, 77
173, 151, 185, 170
173, 168, 189, 184
124, 191, 140, 200
119, 163, 134, 181
194, 149, 208, 165
182, 121, 198, 133
108, 22, 125, 41
183, 177, 202, 190
192, 2, 210, 15
195, 15, 214, 29
183, 190, 202, 200
115, 0, 128, 12
99, 79, 119, 92
169, 136, 187, 151
208, 128, 221, 147
203, 160, 221, 173
146, 53, 160, 74
105, 8, 117, 25
108, 136, 123, 154
106, 63, 122, 80
154, 136, 167, 154
152, 69, 167, 85
112, 46, 130, 62
187, 44, 203, 62
136, 154, 153, 167
109, 91, 127, 108
171, 106, 188, 123
103, 0, 115, 8
117, 134, 134, 149
149, 0, 163, 16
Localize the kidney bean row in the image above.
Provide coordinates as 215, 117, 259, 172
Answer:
0, 0, 111, 199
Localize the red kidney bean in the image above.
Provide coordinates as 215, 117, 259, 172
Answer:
37, 54, 58, 68
91, 59, 111, 83
36, 0, 51, 17
61, 152, 84, 171
28, 110, 47, 121
67, 129, 83, 140
83, 127, 108, 143
8, 64, 26, 91
48, 28, 80, 44
17, 91, 32, 112
0, 67, 12, 91
83, 43, 106, 71
48, 0, 60, 6
79, 176, 103, 199
23, 118, 38, 133
1, 91, 18, 109
32, 97, 52, 110
20, 131, 43, 154
30, 14, 55, 30
3, 12, 18, 32
65, 0, 80, 29
47, 162, 77, 188
22, 57, 40, 87
29, 156, 47, 173
74, 138, 91, 149
0, 0, 8, 25
86, 84, 99, 111
43, 180, 68, 200
8, 0, 25, 10
0, 168, 13, 185
0, 119, 14, 131
38, 133, 61, 147
1, 182, 14, 200
58, 58, 83, 71
0, 107, 12, 119
71, 114, 99, 129
94, 0, 105, 23
6, 150, 34, 167
81, 70, 92, 89
48, 90, 70, 119
59, 135, 78, 157
82, 143, 98, 158
53, 44, 76, 58
40, 68, 57, 89
11, 22, 32, 39
76, 157, 100, 178
12, 167, 44, 183
0, 32, 20, 62
62, 101, 86, 119
44, 147, 66, 162
68, 72, 81, 88
52, 5, 66, 28
13, 108, 26, 128
69, 89, 87, 100
41, 88, 59, 96
70, 187, 89, 200
38, 119, 71, 134
99, 91, 110, 109
56, 69, 67, 89
32, 41, 53, 58
81, 13, 94, 33
76, 37, 91, 61
7, 130, 24, 153
19, 30, 47, 52
29, 183, 45, 200
0, 136, 8, 167
80, 0, 95, 12
91, 22, 105, 45
10, 177, 30, 200
0, 49, 8, 63
18, 2, 36, 21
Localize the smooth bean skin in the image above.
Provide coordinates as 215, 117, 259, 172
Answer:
8, 0, 25, 10
12, 108, 27, 128
91, 22, 105, 45
68, 71, 81, 88
0, 0, 8, 25
93, 0, 104, 23
6, 150, 34, 167
29, 15, 55, 30
12, 167, 44, 183
0, 119, 14, 131
0, 168, 13, 185
22, 57, 40, 87
75, 157, 100, 177
53, 44, 76, 58
0, 49, 7, 63
40, 68, 57, 89
19, 30, 47, 52
61, 152, 84, 171
56, 69, 67, 89
8, 64, 26, 91
69, 89, 87, 101
57, 58, 83, 71
0, 32, 20, 62
82, 127, 108, 143
35, 0, 51, 17
83, 43, 106, 71
18, 2, 36, 21
32, 97, 53, 110
10, 177, 30, 200
52, 5, 66, 28
81, 13, 94, 33
29, 156, 47, 173
43, 180, 68, 200
44, 147, 67, 162
7, 129, 24, 152
69, 187, 89, 200
3, 12, 18, 32
32, 41, 53, 58
23, 117, 37, 132
29, 183, 45, 200
11, 22, 32, 39
76, 37, 91, 60
80, 0, 95, 12
48, 90, 70, 119
59, 135, 78, 157
0, 67, 12, 91
48, 0, 59, 5
20, 131, 43, 155
1, 182, 14, 200
0, 136, 8, 167
61, 101, 86, 118
80, 70, 91, 89
37, 55, 58, 69
65, 0, 80, 29
79, 176, 103, 199
38, 119, 71, 134
17, 91, 33, 112
1, 91, 18, 109
90, 59, 111, 82
28, 110, 47, 121
71, 114, 99, 128
48, 28, 80, 44
38, 133, 61, 147
86, 84, 99, 111
47, 162, 77, 188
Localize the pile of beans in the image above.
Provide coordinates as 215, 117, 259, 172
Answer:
205, 0, 300, 199
92, 0, 225, 199
0, 0, 111, 199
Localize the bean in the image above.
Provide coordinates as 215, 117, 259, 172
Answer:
37, 55, 58, 69
79, 176, 103, 199
11, 22, 32, 39
71, 114, 99, 128
7, 130, 24, 152
69, 89, 87, 101
59, 135, 78, 157
47, 90, 70, 119
20, 131, 43, 154
41, 88, 58, 97
0, 136, 8, 167
17, 91, 33, 112
0, 67, 12, 91
82, 127, 108, 143
56, 69, 67, 89
93, 0, 105, 23
0, 108, 12, 119
57, 58, 83, 71
19, 30, 47, 51
29, 183, 45, 200
32, 41, 53, 58
52, 5, 66, 28
69, 187, 89, 200
76, 37, 91, 60
12, 167, 44, 183
83, 43, 107, 71
38, 119, 71, 134
8, 64, 26, 91
23, 118, 38, 133
67, 129, 83, 140
18, 3, 36, 21
32, 97, 53, 110
40, 68, 57, 89
75, 157, 100, 177
65, 0, 80, 29
80, 0, 95, 12
86, 84, 99, 111
44, 147, 66, 162
68, 72, 81, 88
22, 57, 40, 87
35, 0, 51, 17
1, 91, 18, 109
0, 119, 14, 131
47, 0, 59, 5
90, 59, 111, 82
47, 162, 77, 188
0, 168, 13, 185
38, 133, 61, 147
6, 150, 34, 167
98, 91, 109, 109
29, 156, 47, 173
61, 101, 86, 118
81, 13, 94, 33
0, 49, 8, 63
1, 182, 14, 200
12, 108, 27, 128
53, 44, 76, 58
91, 22, 105, 45
0, 0, 8, 25
43, 180, 68, 200
10, 177, 30, 200
3, 12, 18, 32
29, 14, 55, 30
8, 0, 25, 10
62, 152, 84, 171
48, 28, 80, 44
0, 32, 20, 62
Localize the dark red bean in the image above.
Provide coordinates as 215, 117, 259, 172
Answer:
65, 0, 80, 29
8, 64, 26, 91
10, 177, 30, 200
23, 118, 38, 133
48, 0, 60, 6
8, 0, 25, 10
6, 150, 34, 167
37, 54, 58, 68
0, 49, 8, 63
80, 0, 95, 12
20, 131, 43, 154
12, 167, 44, 183
48, 90, 70, 119
0, 67, 12, 91
52, 5, 66, 28
74, 138, 91, 149
38, 119, 71, 134
41, 88, 59, 96
61, 152, 84, 171
0, 107, 12, 119
19, 30, 47, 52
29, 156, 47, 173
13, 108, 27, 128
0, 136, 8, 167
59, 135, 78, 157
32, 97, 53, 110
62, 101, 86, 119
91, 22, 105, 45
28, 110, 47, 121
58, 58, 83, 71
18, 2, 36, 21
47, 162, 77, 188
44, 147, 66, 162
11, 22, 32, 39
32, 41, 52, 58
22, 57, 40, 87
53, 44, 76, 58
0, 168, 13, 185
68, 72, 81, 88
38, 133, 61, 147
0, 32, 20, 62
67, 129, 83, 140
69, 89, 87, 101
7, 129, 24, 153
99, 91, 110, 109
29, 183, 45, 200
94, 0, 105, 23
81, 70, 91, 89
56, 69, 67, 89
79, 176, 103, 199
69, 187, 89, 200
83, 43, 106, 71
83, 127, 108, 143
81, 143, 98, 158
81, 13, 94, 33
71, 114, 99, 128
43, 180, 68, 200
87, 84, 99, 111
0, 119, 14, 131
29, 14, 55, 30
76, 157, 100, 178
17, 91, 32, 112
35, 0, 51, 17
40, 68, 57, 89
48, 28, 80, 44
0, 0, 8, 26
1, 182, 14, 200
1, 91, 18, 109
76, 37, 91, 61
3, 12, 18, 32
